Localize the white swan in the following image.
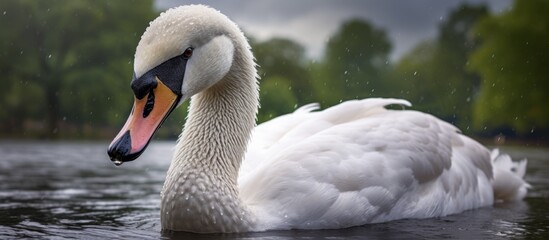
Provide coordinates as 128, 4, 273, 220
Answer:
107, 5, 529, 233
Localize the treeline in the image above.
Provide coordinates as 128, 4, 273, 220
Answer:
0, 0, 547, 140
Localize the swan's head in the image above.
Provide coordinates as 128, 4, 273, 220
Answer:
108, 5, 244, 165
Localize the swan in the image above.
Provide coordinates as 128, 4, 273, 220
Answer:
107, 5, 529, 233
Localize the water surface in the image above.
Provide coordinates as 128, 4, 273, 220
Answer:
0, 141, 548, 239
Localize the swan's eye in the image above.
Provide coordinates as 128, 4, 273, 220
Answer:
182, 47, 193, 59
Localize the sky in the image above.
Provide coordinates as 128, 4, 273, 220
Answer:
155, 0, 512, 61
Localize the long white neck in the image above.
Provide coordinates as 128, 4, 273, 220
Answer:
160, 44, 259, 233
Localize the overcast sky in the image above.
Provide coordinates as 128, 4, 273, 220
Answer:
155, 0, 512, 61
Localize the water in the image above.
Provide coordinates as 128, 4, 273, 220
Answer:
0, 141, 548, 239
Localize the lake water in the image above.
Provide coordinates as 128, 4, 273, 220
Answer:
0, 141, 548, 239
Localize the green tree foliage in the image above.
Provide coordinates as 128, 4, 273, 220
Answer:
391, 4, 488, 129
0, 1, 546, 141
469, 0, 549, 136
257, 76, 298, 123
251, 37, 311, 122
0, 0, 155, 138
316, 19, 392, 106
390, 41, 441, 111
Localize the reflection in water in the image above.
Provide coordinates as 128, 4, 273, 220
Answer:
0, 142, 548, 239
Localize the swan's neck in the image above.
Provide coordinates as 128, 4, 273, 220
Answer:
161, 47, 258, 232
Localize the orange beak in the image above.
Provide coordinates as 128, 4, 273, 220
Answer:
107, 78, 180, 165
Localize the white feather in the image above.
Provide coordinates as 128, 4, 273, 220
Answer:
131, 5, 529, 233
239, 98, 503, 230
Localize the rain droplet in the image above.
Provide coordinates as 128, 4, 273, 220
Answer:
113, 160, 123, 166
3, 11, 6, 15
413, 71, 417, 76
48, 54, 52, 59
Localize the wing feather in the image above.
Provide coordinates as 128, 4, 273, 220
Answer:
238, 98, 494, 230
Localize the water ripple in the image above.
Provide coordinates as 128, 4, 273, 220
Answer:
0, 142, 547, 239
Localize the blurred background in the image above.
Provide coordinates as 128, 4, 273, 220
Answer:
1, 1, 549, 238
0, 0, 547, 144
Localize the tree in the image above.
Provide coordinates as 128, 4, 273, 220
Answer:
316, 19, 392, 107
392, 4, 488, 129
251, 37, 312, 122
390, 41, 441, 113
0, 0, 155, 138
469, 0, 549, 136
257, 76, 298, 123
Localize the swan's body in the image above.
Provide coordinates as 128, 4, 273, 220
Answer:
108, 5, 529, 233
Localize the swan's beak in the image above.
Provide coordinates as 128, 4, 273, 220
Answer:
107, 78, 180, 165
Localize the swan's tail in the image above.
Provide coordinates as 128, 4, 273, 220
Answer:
491, 149, 530, 202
